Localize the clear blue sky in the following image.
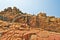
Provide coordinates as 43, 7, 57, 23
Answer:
0, 0, 60, 17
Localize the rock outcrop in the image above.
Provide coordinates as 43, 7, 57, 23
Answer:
0, 20, 60, 40
0, 7, 60, 40
0, 7, 60, 32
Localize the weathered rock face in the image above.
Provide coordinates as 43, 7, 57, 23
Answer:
36, 12, 60, 32
0, 7, 23, 22
28, 15, 37, 27
0, 20, 60, 40
0, 7, 60, 33
0, 7, 60, 40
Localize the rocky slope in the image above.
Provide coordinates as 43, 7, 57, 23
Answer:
0, 7, 60, 32
0, 7, 60, 40
0, 20, 60, 40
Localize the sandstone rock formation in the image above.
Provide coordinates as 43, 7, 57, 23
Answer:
0, 7, 60, 40
0, 20, 60, 40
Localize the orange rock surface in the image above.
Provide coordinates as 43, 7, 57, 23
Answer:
0, 7, 60, 40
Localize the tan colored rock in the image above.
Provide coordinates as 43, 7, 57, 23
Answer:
1, 7, 60, 38
49, 18, 56, 22
37, 12, 46, 17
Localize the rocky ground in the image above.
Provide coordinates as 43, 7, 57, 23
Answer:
0, 20, 60, 40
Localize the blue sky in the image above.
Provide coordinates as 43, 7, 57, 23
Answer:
0, 0, 60, 17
